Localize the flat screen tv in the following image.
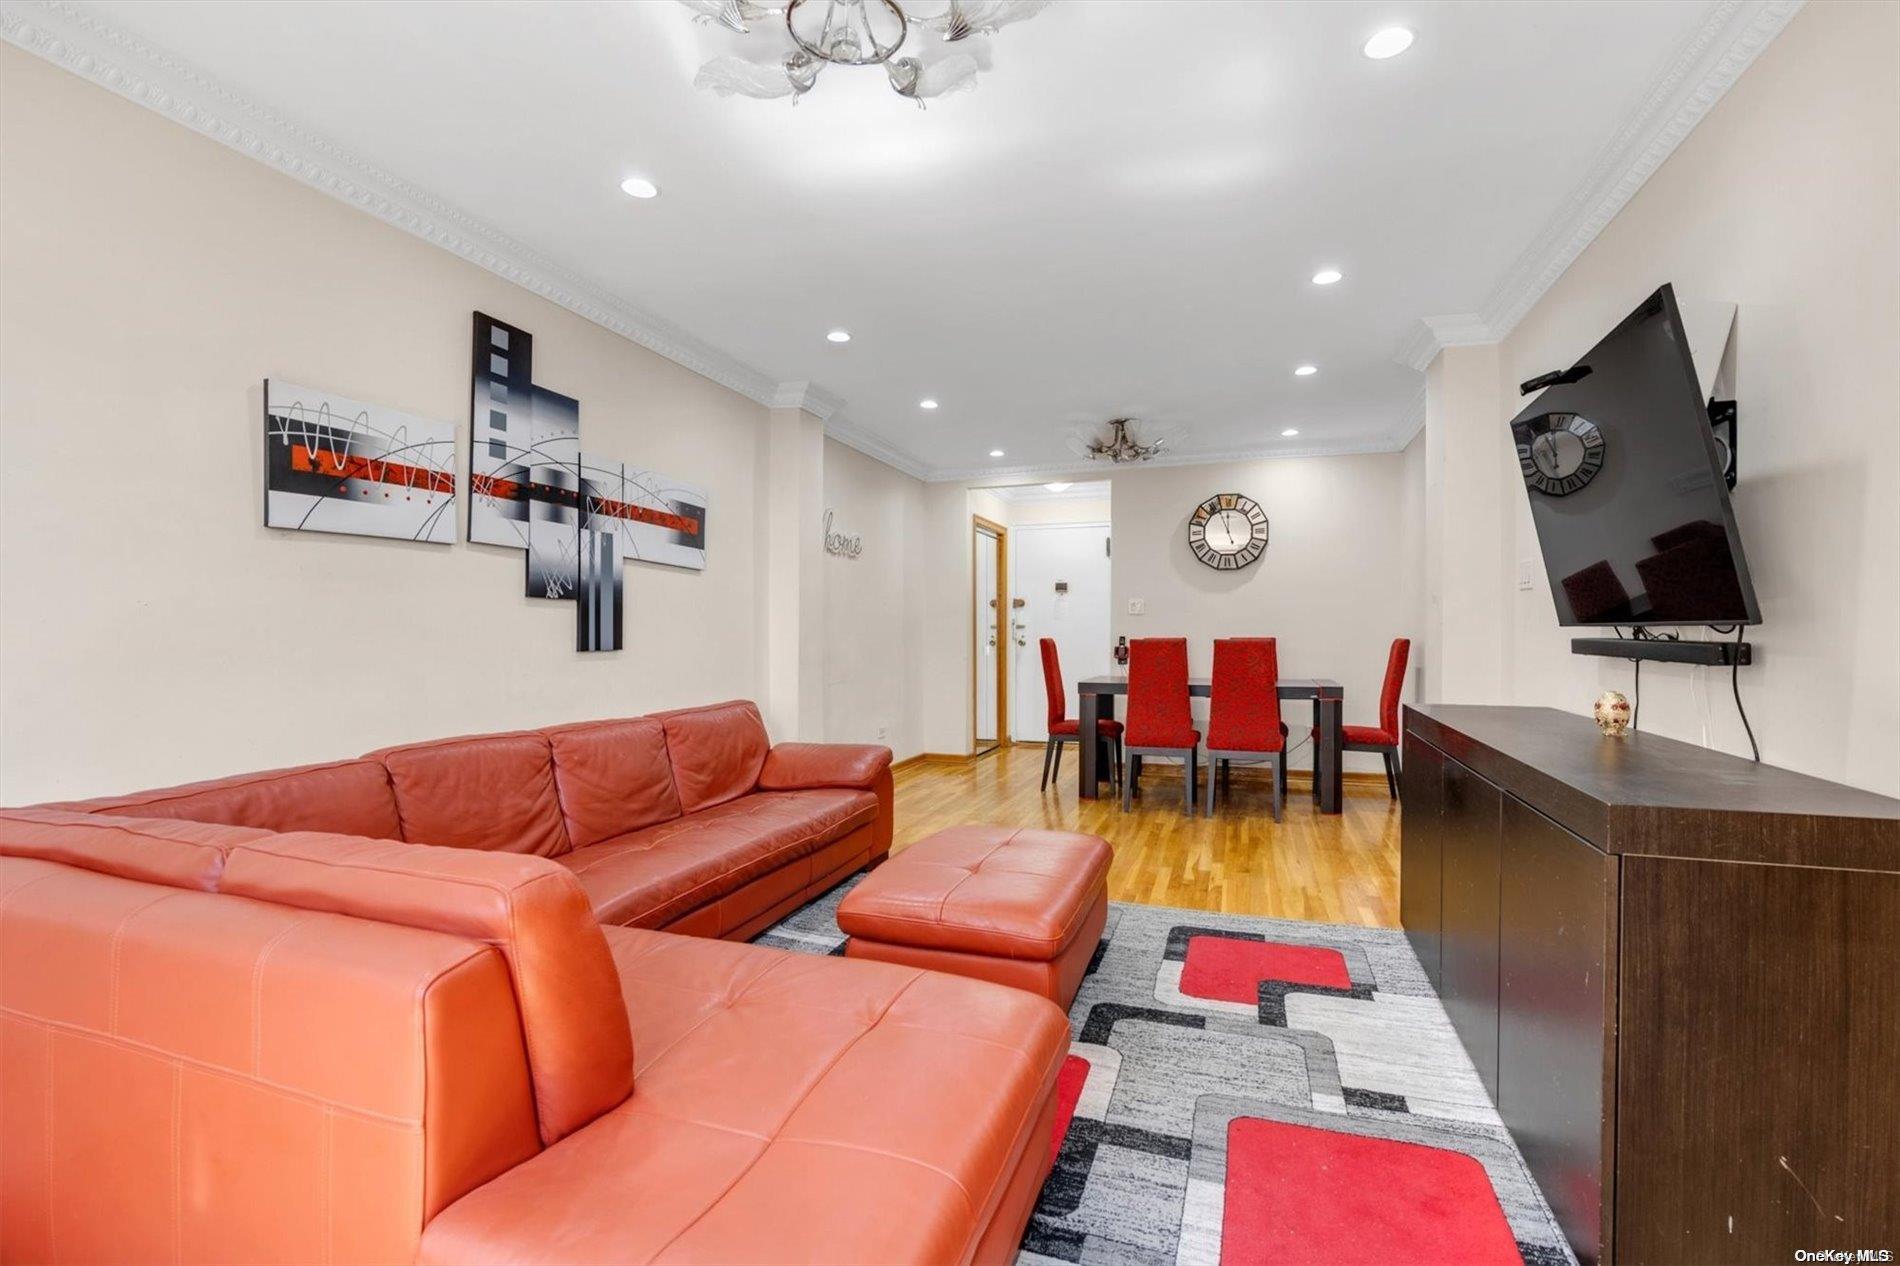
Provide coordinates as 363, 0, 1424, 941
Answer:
1509, 283, 1760, 627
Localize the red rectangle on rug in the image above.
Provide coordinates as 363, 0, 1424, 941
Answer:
1222, 1117, 1522, 1266
1179, 935, 1351, 1003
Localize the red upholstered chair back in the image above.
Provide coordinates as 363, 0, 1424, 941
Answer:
1039, 638, 1068, 728
1207, 638, 1283, 752
1124, 638, 1196, 749
1379, 638, 1412, 736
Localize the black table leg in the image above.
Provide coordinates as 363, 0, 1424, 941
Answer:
1095, 694, 1116, 790
1316, 696, 1342, 814
1078, 692, 1101, 799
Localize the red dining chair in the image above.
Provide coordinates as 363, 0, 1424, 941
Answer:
1122, 638, 1200, 814
1205, 638, 1288, 821
1316, 637, 1411, 799
1038, 638, 1123, 793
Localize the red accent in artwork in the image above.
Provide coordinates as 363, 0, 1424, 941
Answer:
469, 473, 701, 538
291, 443, 454, 493
1049, 1054, 1089, 1167
1220, 1118, 1522, 1266
1179, 936, 1351, 1003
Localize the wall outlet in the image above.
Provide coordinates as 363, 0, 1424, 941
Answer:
1127, 598, 1146, 616
1517, 558, 1536, 591
875, 725, 887, 742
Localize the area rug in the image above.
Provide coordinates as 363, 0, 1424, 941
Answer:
758, 880, 1578, 1266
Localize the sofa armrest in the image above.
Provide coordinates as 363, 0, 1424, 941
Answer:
756, 743, 892, 791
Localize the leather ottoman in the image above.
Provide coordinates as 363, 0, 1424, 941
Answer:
838, 824, 1111, 1008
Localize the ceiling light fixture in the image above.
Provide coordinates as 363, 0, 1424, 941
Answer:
919, 398, 939, 409
618, 176, 660, 199
684, 0, 1050, 106
827, 329, 852, 343
1311, 268, 1342, 286
1362, 27, 1414, 59
989, 448, 1006, 458
1294, 365, 1318, 377
1044, 482, 1073, 492
1281, 428, 1301, 437
1080, 418, 1167, 464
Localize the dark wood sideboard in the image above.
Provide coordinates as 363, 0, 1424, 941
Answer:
1401, 704, 1900, 1266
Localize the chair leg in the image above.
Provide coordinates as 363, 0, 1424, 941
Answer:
1051, 739, 1063, 786
1183, 749, 1197, 816
1270, 754, 1284, 823
1040, 739, 1055, 790
1205, 756, 1218, 819
1121, 749, 1135, 812
1112, 738, 1124, 792
1383, 750, 1399, 800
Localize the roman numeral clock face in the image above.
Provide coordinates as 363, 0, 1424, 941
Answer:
1515, 411, 1606, 497
1188, 493, 1269, 570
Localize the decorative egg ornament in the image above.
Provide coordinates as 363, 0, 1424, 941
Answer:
1593, 691, 1633, 736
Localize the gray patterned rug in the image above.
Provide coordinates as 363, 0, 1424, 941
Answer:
758, 879, 1577, 1266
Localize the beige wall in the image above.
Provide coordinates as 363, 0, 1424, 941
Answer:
0, 49, 771, 801
1107, 455, 1421, 772
820, 438, 926, 760
1480, 1, 1899, 794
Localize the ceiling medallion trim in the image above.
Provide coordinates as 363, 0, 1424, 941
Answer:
1393, 0, 1803, 371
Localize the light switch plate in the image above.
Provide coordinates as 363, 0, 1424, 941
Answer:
1517, 558, 1536, 591
1128, 599, 1146, 615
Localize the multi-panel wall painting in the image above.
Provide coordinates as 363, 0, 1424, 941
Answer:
263, 380, 457, 543
468, 312, 709, 651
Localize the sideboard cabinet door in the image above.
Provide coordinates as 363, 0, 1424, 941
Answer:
1497, 796, 1615, 1264
1400, 735, 1447, 988
1439, 756, 1503, 1098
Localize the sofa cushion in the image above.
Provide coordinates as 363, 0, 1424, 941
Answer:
416, 929, 1070, 1266
41, 759, 402, 840
542, 718, 682, 849
559, 788, 876, 927
655, 700, 769, 815
369, 732, 571, 857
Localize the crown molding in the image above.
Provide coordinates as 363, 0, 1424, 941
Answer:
0, 0, 788, 409
990, 481, 1112, 503
770, 380, 846, 420
822, 415, 931, 481
1392, 0, 1803, 371
1392, 383, 1427, 450
928, 433, 1415, 484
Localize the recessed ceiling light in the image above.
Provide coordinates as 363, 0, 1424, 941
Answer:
989, 449, 1006, 458
1311, 268, 1343, 286
919, 399, 939, 410
826, 329, 851, 343
619, 176, 659, 199
1363, 27, 1414, 59
1294, 364, 1318, 377
1282, 428, 1301, 437
1044, 482, 1073, 492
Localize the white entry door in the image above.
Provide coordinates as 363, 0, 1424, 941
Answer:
1011, 523, 1112, 743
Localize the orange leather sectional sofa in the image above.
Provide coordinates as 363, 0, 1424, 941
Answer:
0, 700, 1072, 1264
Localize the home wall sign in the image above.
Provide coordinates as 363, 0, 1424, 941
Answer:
468, 312, 709, 652
823, 509, 862, 558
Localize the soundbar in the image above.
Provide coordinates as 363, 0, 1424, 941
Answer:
1570, 637, 1752, 666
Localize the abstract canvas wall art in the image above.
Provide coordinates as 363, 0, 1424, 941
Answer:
468, 312, 708, 651
263, 380, 457, 543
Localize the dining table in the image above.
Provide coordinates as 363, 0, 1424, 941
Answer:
1074, 674, 1347, 814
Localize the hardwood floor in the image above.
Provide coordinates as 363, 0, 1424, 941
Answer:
892, 743, 1402, 926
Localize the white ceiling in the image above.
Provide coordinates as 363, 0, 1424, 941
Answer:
9, 0, 1796, 478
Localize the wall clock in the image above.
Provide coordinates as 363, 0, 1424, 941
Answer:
1189, 493, 1269, 570
1515, 411, 1606, 496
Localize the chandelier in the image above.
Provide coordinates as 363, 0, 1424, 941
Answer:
680, 0, 1049, 104
1078, 418, 1169, 464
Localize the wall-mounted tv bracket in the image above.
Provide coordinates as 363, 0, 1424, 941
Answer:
1708, 398, 1738, 489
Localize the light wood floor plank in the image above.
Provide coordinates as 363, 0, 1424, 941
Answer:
891, 744, 1401, 927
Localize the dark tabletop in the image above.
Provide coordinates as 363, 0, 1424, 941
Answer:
1077, 675, 1343, 699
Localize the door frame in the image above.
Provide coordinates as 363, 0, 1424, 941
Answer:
971, 514, 1009, 754
1007, 520, 1112, 743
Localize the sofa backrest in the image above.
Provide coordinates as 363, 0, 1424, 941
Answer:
0, 809, 634, 1264
655, 700, 771, 815
42, 757, 403, 840
541, 716, 683, 849
368, 731, 571, 856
